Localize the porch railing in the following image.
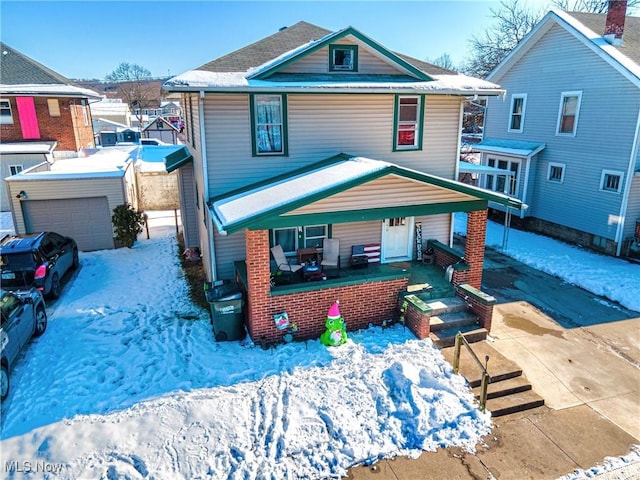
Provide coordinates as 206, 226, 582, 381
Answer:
452, 331, 490, 412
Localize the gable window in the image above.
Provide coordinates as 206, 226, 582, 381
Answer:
329, 45, 358, 72
393, 95, 424, 151
600, 170, 623, 193
47, 99, 60, 117
1, 99, 13, 125
556, 91, 582, 136
251, 94, 288, 156
508, 94, 526, 133
9, 165, 23, 175
547, 162, 565, 183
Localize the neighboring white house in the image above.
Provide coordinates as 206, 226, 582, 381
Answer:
89, 97, 132, 126
478, 4, 640, 257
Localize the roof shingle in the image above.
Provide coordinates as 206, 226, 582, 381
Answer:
0, 42, 73, 85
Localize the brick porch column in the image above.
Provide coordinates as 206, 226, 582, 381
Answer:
245, 229, 271, 340
465, 209, 488, 289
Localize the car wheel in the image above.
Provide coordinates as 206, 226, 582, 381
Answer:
49, 273, 61, 299
72, 248, 80, 269
34, 307, 47, 337
1, 364, 9, 401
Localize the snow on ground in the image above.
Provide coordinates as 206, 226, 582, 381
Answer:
0, 212, 490, 479
454, 213, 640, 313
1, 210, 637, 479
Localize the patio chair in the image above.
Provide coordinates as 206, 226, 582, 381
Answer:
271, 245, 303, 283
321, 238, 340, 277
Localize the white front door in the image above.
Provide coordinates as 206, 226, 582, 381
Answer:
382, 217, 413, 262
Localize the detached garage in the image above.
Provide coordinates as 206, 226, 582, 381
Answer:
4, 147, 139, 251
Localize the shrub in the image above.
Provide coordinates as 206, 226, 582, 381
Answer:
112, 204, 145, 248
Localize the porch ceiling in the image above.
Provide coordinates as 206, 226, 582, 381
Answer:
209, 153, 525, 235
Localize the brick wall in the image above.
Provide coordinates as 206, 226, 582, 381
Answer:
0, 96, 94, 151
464, 209, 487, 289
245, 229, 409, 345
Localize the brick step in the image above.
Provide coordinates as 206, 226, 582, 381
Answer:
430, 311, 479, 332
484, 389, 545, 417
472, 376, 532, 400
429, 325, 487, 348
423, 296, 468, 316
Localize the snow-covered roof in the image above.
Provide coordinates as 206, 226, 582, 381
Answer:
0, 83, 102, 99
210, 153, 525, 234
5, 147, 136, 181
473, 138, 546, 157
0, 141, 57, 155
165, 70, 504, 95
488, 10, 640, 88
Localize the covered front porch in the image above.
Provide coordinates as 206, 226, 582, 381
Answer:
210, 154, 525, 344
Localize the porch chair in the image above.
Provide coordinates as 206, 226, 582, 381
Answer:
270, 245, 303, 283
321, 238, 340, 277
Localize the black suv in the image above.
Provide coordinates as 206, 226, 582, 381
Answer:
1, 232, 79, 298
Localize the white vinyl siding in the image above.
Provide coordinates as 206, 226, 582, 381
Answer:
508, 94, 526, 133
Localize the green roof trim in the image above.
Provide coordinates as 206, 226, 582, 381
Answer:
209, 153, 525, 235
248, 27, 432, 82
164, 146, 194, 173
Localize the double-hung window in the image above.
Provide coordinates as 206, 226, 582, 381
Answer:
556, 91, 582, 136
600, 170, 623, 193
1, 99, 13, 125
394, 95, 424, 151
270, 225, 328, 256
251, 94, 287, 156
508, 94, 526, 133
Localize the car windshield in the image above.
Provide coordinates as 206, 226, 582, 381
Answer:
1, 253, 36, 270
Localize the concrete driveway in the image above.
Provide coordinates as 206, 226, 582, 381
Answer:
346, 246, 640, 480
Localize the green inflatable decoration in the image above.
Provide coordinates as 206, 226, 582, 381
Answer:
320, 300, 347, 347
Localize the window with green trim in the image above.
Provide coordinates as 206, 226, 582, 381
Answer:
394, 95, 423, 151
329, 45, 358, 72
269, 225, 328, 256
251, 94, 287, 156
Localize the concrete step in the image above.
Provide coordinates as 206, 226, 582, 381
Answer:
424, 296, 468, 316
484, 388, 545, 417
429, 325, 487, 348
430, 311, 479, 332
472, 376, 532, 400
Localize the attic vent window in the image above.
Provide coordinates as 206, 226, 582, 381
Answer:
329, 45, 358, 72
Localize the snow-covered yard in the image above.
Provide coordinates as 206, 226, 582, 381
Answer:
1, 211, 637, 479
0, 214, 490, 479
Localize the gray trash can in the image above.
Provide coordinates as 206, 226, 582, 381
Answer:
204, 280, 246, 341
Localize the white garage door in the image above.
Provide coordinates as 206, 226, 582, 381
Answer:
22, 197, 114, 251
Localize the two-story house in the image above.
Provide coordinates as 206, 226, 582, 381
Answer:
477, 2, 640, 258
163, 21, 525, 343
0, 42, 101, 153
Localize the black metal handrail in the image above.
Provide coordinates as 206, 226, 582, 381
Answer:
453, 332, 490, 412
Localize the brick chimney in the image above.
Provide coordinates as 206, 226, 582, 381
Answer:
604, 0, 627, 46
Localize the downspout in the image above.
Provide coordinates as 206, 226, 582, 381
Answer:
520, 153, 532, 219
199, 90, 217, 280
615, 105, 640, 256
451, 99, 465, 247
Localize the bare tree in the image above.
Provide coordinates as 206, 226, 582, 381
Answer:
105, 62, 158, 126
551, 0, 638, 13
461, 0, 542, 79
461, 0, 638, 79
428, 53, 457, 72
